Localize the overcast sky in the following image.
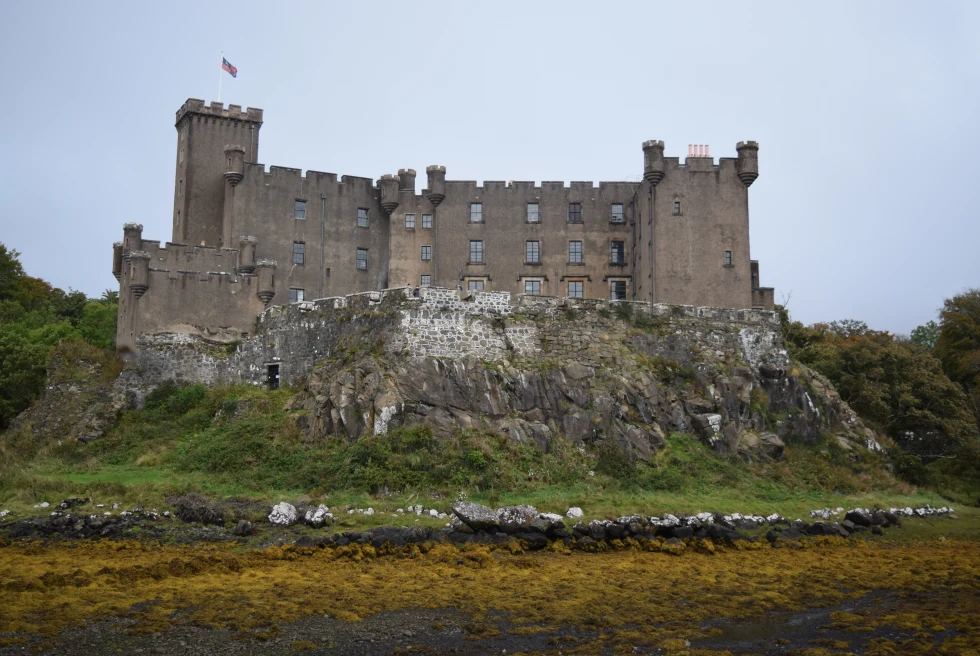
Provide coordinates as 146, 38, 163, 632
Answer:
1, 1, 977, 334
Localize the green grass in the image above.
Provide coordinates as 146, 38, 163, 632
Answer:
0, 382, 975, 535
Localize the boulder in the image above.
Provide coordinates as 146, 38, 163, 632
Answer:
769, 525, 801, 543
606, 523, 626, 539
517, 532, 549, 550
232, 520, 254, 537
566, 507, 584, 519
170, 493, 225, 526
497, 505, 538, 534
657, 525, 694, 540
269, 502, 298, 527
845, 510, 872, 527
451, 501, 499, 531
303, 504, 333, 528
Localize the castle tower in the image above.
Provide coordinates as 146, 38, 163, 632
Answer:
173, 99, 263, 248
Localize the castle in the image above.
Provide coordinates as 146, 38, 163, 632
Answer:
112, 99, 774, 353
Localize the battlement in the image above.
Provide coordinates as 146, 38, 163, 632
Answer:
245, 162, 378, 189
441, 180, 637, 194
138, 239, 240, 273
175, 98, 264, 126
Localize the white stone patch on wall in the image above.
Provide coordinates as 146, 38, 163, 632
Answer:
399, 310, 513, 360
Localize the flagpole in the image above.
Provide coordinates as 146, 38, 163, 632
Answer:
218, 52, 223, 102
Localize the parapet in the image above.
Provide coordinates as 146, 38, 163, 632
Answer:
175, 99, 264, 126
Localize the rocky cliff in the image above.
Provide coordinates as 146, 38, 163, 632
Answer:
280, 291, 884, 462
8, 289, 885, 462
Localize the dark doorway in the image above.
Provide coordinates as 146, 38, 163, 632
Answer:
267, 364, 280, 390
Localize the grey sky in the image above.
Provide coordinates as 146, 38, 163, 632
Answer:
1, 1, 977, 334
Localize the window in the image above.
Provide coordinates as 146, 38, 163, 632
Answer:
422, 213, 432, 229
527, 203, 540, 223
568, 202, 582, 223
568, 281, 584, 298
524, 280, 542, 295
356, 248, 368, 270
293, 242, 305, 265
468, 280, 485, 292
611, 280, 627, 301
421, 245, 432, 261
568, 240, 583, 264
525, 240, 540, 264
469, 240, 484, 264
610, 240, 625, 264
178, 179, 183, 196
294, 200, 307, 219
420, 274, 431, 287
673, 201, 681, 215
179, 147, 184, 164
405, 213, 415, 229
357, 208, 369, 228
470, 202, 483, 223
611, 203, 624, 223
724, 250, 733, 267
288, 288, 305, 303
176, 210, 180, 227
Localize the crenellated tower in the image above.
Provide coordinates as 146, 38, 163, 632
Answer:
172, 100, 263, 248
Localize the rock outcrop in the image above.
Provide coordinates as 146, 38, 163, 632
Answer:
7, 290, 885, 465
283, 296, 883, 462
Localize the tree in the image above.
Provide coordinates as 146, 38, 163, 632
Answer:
826, 319, 870, 338
53, 289, 89, 327
780, 308, 979, 460
935, 289, 980, 424
100, 289, 119, 305
77, 301, 117, 350
0, 244, 25, 301
911, 320, 940, 350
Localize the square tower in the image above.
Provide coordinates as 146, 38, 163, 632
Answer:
173, 99, 263, 247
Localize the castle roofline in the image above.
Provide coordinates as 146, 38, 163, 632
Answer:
176, 99, 264, 126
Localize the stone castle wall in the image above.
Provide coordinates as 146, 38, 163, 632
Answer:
125, 286, 783, 392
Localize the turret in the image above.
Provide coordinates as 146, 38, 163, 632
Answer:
379, 174, 400, 215
122, 223, 143, 255
256, 259, 277, 306
736, 141, 759, 187
398, 168, 416, 192
224, 145, 245, 186
426, 165, 446, 207
642, 140, 665, 185
239, 236, 257, 273
128, 251, 150, 299
112, 242, 123, 281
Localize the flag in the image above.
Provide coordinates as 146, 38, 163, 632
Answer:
222, 57, 237, 78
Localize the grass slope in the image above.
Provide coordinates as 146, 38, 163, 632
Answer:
1, 382, 970, 532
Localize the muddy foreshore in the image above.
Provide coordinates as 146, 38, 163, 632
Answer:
1, 501, 978, 656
